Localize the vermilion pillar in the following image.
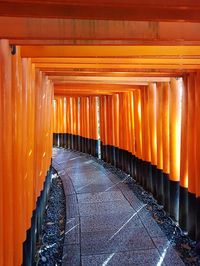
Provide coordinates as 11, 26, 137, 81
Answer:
169, 78, 182, 221
112, 94, 119, 166
187, 73, 196, 238
12, 46, 24, 265
129, 91, 136, 178
162, 82, 170, 212
0, 39, 14, 266
142, 86, 151, 191
156, 83, 164, 204
195, 71, 200, 241
148, 83, 157, 196
133, 89, 142, 183
179, 76, 189, 231
99, 96, 105, 160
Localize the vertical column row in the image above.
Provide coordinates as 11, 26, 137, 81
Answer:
53, 77, 200, 242
0, 41, 54, 266
53, 95, 99, 157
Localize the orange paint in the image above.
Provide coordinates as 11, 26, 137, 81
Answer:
162, 82, 170, 174
156, 83, 163, 170
180, 76, 189, 188
187, 74, 196, 193
169, 78, 182, 182
148, 83, 157, 166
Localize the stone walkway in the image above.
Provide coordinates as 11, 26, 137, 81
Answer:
52, 148, 184, 266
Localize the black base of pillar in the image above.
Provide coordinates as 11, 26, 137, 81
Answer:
142, 161, 150, 191
69, 134, 73, 149
107, 145, 110, 163
80, 136, 84, 153
101, 143, 105, 161
86, 138, 91, 154
53, 133, 57, 146
60, 133, 64, 147
130, 155, 136, 179
66, 133, 70, 148
122, 150, 127, 172
56, 133, 59, 147
196, 197, 200, 241
23, 168, 52, 266
163, 173, 170, 213
91, 139, 97, 157
146, 162, 153, 193
156, 168, 164, 205
127, 152, 132, 175
188, 191, 196, 239
169, 180, 180, 222
122, 149, 126, 171
151, 165, 157, 198
104, 145, 108, 162
117, 147, 121, 169
63, 133, 67, 148
179, 186, 188, 231
141, 160, 146, 188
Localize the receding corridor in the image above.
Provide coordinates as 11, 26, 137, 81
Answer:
2, 2, 200, 265
52, 148, 184, 266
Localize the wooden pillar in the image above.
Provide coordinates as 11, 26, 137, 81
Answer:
141, 86, 151, 190
133, 89, 142, 182
179, 76, 189, 231
141, 87, 146, 186
118, 93, 123, 168
63, 97, 67, 148
11, 46, 24, 265
169, 78, 182, 221
129, 91, 136, 178
148, 83, 157, 195
195, 71, 200, 241
99, 96, 105, 160
112, 94, 118, 165
0, 39, 14, 266
66, 96, 71, 148
156, 83, 164, 204
162, 82, 170, 212
187, 73, 196, 238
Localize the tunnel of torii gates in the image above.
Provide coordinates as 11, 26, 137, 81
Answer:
2, 1, 200, 265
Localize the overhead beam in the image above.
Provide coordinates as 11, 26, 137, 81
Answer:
22, 46, 200, 58
54, 83, 141, 92
32, 58, 200, 64
54, 80, 149, 85
1, 17, 200, 45
0, 1, 200, 22
44, 70, 184, 77
35, 63, 200, 70
50, 76, 171, 83
54, 91, 114, 96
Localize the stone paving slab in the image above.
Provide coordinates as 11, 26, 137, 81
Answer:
52, 148, 184, 266
72, 176, 114, 188
77, 191, 126, 204
62, 244, 81, 266
76, 183, 120, 194
81, 249, 163, 266
64, 216, 80, 245
80, 212, 141, 233
152, 237, 185, 266
78, 200, 134, 216
81, 226, 155, 255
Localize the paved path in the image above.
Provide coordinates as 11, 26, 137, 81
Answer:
52, 148, 184, 266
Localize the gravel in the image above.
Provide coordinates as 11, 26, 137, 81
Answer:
35, 169, 66, 266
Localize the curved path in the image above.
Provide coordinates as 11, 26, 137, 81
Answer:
52, 148, 184, 266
